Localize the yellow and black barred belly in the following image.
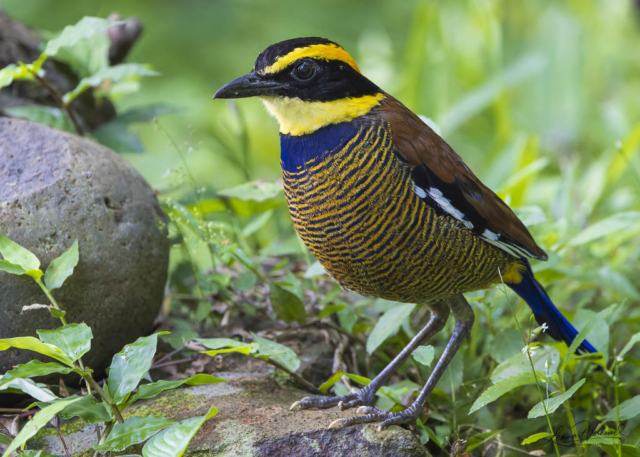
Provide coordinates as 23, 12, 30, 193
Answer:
281, 120, 524, 304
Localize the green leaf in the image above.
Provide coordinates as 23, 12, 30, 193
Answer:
491, 346, 560, 383
142, 407, 217, 457
107, 332, 169, 405
0, 233, 40, 272
3, 106, 75, 133
344, 373, 372, 386
319, 371, 344, 394
1, 396, 82, 457
64, 63, 159, 104
561, 305, 614, 374
469, 372, 536, 414
0, 259, 26, 275
412, 345, 435, 367
0, 378, 58, 402
602, 395, 640, 423
528, 378, 586, 418
44, 240, 79, 291
0, 337, 74, 366
53, 394, 111, 424
619, 332, 640, 358
270, 284, 305, 323
44, 17, 122, 56
0, 56, 46, 89
366, 303, 416, 354
94, 415, 175, 452
52, 31, 110, 78
218, 181, 283, 202
0, 360, 72, 389
521, 432, 553, 445
196, 338, 254, 357
251, 332, 301, 372
600, 445, 640, 457
569, 211, 640, 246
126, 374, 227, 406
241, 209, 274, 237
37, 323, 92, 362
318, 304, 345, 319
233, 271, 257, 291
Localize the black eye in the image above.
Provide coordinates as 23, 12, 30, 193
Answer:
293, 60, 316, 80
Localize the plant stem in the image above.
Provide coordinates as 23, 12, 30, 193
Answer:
497, 269, 562, 457
29, 71, 84, 136
34, 277, 68, 326
54, 415, 71, 457
83, 374, 125, 424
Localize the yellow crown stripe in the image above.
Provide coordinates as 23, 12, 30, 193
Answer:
262, 44, 360, 75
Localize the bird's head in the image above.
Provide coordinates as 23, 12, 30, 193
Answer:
213, 37, 385, 136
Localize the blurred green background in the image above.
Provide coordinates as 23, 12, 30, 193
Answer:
2, 1, 640, 453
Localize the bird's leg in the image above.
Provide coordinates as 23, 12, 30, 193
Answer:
290, 302, 449, 412
331, 294, 474, 430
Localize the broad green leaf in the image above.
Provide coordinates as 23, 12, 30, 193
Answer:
53, 32, 110, 78
44, 240, 79, 290
0, 360, 72, 389
0, 434, 10, 445
218, 181, 283, 202
233, 271, 257, 291
561, 305, 614, 374
44, 17, 122, 56
198, 338, 254, 356
53, 394, 111, 424
600, 445, 640, 457
412, 345, 435, 367
492, 346, 560, 383
0, 378, 58, 402
319, 371, 344, 394
569, 211, 640, 246
469, 372, 536, 414
64, 63, 159, 104
270, 284, 305, 323
0, 259, 25, 275
602, 395, 640, 423
0, 337, 74, 366
318, 304, 345, 319
0, 233, 40, 272
2, 396, 82, 457
107, 332, 168, 405
3, 106, 75, 133
366, 303, 416, 354
126, 374, 227, 406
528, 378, 586, 418
241, 209, 274, 237
251, 332, 301, 372
619, 332, 640, 358
142, 407, 217, 457
521, 432, 553, 445
38, 323, 92, 361
94, 416, 175, 452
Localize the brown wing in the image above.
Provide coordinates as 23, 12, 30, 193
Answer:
375, 96, 547, 260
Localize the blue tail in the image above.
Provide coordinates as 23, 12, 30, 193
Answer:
507, 261, 597, 354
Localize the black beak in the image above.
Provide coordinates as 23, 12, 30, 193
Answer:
213, 72, 288, 99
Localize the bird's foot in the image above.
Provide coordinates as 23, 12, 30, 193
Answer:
290, 387, 376, 412
328, 405, 424, 431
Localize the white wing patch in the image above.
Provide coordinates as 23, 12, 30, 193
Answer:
412, 181, 536, 259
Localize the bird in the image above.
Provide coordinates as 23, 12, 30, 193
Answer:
213, 37, 597, 430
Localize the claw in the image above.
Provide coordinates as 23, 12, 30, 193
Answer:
337, 400, 344, 411
329, 419, 345, 429
290, 400, 303, 411
356, 406, 369, 415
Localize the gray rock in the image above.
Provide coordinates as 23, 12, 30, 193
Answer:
0, 118, 169, 375
30, 368, 430, 456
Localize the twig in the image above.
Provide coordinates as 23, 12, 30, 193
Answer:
154, 344, 186, 366
151, 357, 194, 370
30, 72, 84, 136
54, 415, 71, 457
